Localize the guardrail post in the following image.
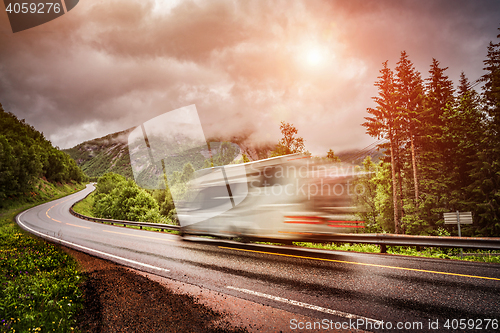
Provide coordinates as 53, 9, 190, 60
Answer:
380, 244, 387, 253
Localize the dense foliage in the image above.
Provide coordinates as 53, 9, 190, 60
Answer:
360, 28, 500, 236
92, 173, 167, 223
92, 172, 182, 224
0, 103, 87, 206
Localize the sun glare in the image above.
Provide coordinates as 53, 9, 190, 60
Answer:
307, 48, 323, 66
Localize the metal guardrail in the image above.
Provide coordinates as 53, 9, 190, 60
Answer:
70, 209, 180, 231
69, 197, 180, 232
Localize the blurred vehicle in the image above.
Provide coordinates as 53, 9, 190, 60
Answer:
177, 153, 365, 242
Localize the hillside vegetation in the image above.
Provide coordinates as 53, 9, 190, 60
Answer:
0, 103, 87, 208
63, 128, 135, 180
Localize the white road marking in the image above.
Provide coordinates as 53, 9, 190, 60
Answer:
226, 286, 382, 324
16, 209, 170, 273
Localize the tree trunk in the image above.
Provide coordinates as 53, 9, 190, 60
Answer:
394, 137, 404, 232
389, 131, 400, 234
410, 129, 419, 203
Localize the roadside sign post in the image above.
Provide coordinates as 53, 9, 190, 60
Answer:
456, 211, 461, 238
444, 211, 473, 258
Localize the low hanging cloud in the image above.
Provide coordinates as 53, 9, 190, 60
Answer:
0, 0, 499, 154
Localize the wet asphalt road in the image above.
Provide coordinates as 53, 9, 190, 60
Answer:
16, 185, 500, 332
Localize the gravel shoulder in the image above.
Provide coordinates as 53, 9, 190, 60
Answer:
62, 247, 248, 333
63, 246, 365, 333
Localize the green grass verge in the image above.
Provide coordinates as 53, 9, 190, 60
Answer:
71, 193, 94, 218
292, 242, 500, 263
0, 181, 86, 332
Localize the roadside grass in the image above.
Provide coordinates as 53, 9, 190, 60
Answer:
292, 242, 381, 253
0, 181, 86, 332
70, 192, 94, 217
292, 242, 500, 263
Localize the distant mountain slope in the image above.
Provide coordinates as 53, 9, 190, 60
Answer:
65, 126, 384, 180
337, 148, 385, 165
63, 128, 134, 179
64, 129, 277, 179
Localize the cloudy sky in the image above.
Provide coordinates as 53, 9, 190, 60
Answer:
1, 0, 499, 154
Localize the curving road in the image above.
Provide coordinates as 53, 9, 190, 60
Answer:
17, 185, 500, 332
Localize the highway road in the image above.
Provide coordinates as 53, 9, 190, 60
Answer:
16, 185, 500, 332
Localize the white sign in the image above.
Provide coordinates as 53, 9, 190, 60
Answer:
443, 212, 473, 225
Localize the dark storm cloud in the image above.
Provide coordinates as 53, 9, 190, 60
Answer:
0, 0, 499, 153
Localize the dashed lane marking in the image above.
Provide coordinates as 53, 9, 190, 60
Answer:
226, 286, 382, 323
45, 197, 73, 224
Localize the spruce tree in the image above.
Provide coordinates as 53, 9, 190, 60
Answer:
417, 59, 456, 233
395, 51, 424, 205
468, 28, 500, 235
363, 61, 402, 233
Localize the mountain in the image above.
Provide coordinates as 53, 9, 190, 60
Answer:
63, 128, 135, 179
336, 148, 385, 165
64, 127, 280, 180
64, 126, 384, 180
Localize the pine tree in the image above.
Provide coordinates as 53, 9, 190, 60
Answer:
394, 51, 425, 232
395, 52, 424, 201
416, 59, 456, 233
468, 28, 500, 235
447, 74, 484, 202
362, 61, 402, 233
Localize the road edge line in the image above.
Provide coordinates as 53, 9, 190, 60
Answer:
16, 208, 170, 273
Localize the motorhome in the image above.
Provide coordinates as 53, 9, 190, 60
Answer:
176, 154, 365, 241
